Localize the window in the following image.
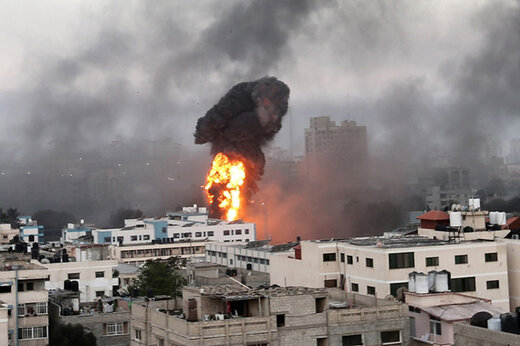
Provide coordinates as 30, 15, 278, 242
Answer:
18, 304, 25, 316
390, 282, 408, 297
36, 302, 47, 315
455, 255, 468, 264
106, 322, 124, 335
235, 229, 242, 235
193, 232, 201, 237
245, 229, 249, 234
173, 233, 180, 238
487, 280, 500, 289
388, 252, 414, 269
451, 277, 476, 292
157, 338, 164, 346
18, 326, 48, 339
162, 227, 167, 233
426, 257, 439, 267
0, 285, 11, 293
139, 235, 142, 240
18, 282, 24, 292
315, 297, 326, 313
207, 231, 214, 237
323, 253, 336, 262
223, 230, 230, 236
276, 314, 285, 327
430, 317, 442, 336
347, 255, 353, 264
342, 334, 363, 345
366, 258, 374, 267
96, 290, 105, 297
105, 237, 111, 243
317, 337, 327, 346
68, 273, 80, 279
95, 271, 105, 278
25, 282, 33, 291
117, 236, 123, 243
143, 235, 150, 240
485, 252, 498, 262
28, 235, 34, 242
381, 330, 400, 345
341, 253, 345, 262
351, 283, 359, 292
135, 329, 142, 341
367, 286, 376, 295
324, 279, 337, 288
131, 235, 138, 241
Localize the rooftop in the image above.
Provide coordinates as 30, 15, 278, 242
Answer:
417, 210, 449, 221
193, 284, 327, 301
311, 236, 495, 249
419, 301, 503, 322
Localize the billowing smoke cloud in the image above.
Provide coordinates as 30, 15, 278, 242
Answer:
194, 77, 290, 218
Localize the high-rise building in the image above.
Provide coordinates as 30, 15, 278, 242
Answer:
304, 116, 368, 187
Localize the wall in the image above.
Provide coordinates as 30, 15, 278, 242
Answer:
453, 322, 520, 346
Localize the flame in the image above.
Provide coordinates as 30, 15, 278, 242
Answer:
205, 153, 246, 221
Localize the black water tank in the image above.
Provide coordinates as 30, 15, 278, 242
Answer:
501, 313, 520, 334
470, 311, 492, 328
71, 281, 79, 292
225, 269, 232, 276
231, 269, 237, 277
246, 263, 252, 270
62, 254, 69, 262
64, 280, 72, 290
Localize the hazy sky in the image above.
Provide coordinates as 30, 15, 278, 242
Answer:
1, 0, 519, 162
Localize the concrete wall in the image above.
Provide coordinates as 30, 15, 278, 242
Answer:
453, 322, 520, 346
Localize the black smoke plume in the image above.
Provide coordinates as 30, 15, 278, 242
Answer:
194, 76, 290, 218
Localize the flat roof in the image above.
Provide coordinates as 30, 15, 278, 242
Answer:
192, 284, 327, 301
311, 236, 496, 249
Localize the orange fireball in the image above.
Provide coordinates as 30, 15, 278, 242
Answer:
205, 153, 246, 221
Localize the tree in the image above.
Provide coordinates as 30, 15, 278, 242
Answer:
49, 323, 97, 346
128, 257, 186, 297
108, 208, 144, 228
0, 207, 20, 228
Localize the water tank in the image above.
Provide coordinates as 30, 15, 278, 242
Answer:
71, 281, 79, 292
469, 198, 481, 210
408, 272, 416, 293
489, 212, 498, 225
449, 212, 462, 227
500, 313, 519, 333
435, 271, 450, 292
64, 280, 72, 290
470, 311, 493, 328
488, 316, 501, 331
428, 271, 436, 292
497, 212, 507, 226
415, 273, 429, 294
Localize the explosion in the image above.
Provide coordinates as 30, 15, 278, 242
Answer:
195, 77, 290, 219
204, 153, 246, 221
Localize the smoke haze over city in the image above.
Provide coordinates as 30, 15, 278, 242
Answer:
1, 0, 520, 241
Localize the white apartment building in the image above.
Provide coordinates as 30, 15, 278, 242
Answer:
43, 260, 118, 302
0, 257, 49, 345
64, 206, 256, 246
270, 237, 510, 311
108, 240, 207, 265
18, 216, 44, 244
204, 241, 299, 273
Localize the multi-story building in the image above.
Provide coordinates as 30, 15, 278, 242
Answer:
424, 166, 473, 210
130, 285, 410, 346
18, 216, 44, 244
43, 260, 118, 302
0, 224, 19, 244
270, 237, 510, 311
49, 296, 131, 346
108, 240, 207, 265
63, 206, 256, 246
304, 116, 368, 186
0, 255, 49, 345
204, 240, 299, 273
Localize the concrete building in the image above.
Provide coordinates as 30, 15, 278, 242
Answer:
204, 240, 299, 273
64, 206, 256, 246
405, 291, 504, 345
0, 224, 19, 244
270, 237, 510, 311
130, 285, 409, 346
108, 240, 207, 265
304, 116, 368, 186
49, 296, 131, 346
18, 216, 44, 245
0, 255, 49, 345
43, 260, 118, 302
424, 167, 472, 210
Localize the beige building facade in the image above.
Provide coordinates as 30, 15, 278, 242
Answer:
270, 237, 510, 311
109, 241, 206, 265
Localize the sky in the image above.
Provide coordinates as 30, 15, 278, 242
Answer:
2, 0, 519, 164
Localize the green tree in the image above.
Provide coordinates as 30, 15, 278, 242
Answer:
128, 257, 186, 297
